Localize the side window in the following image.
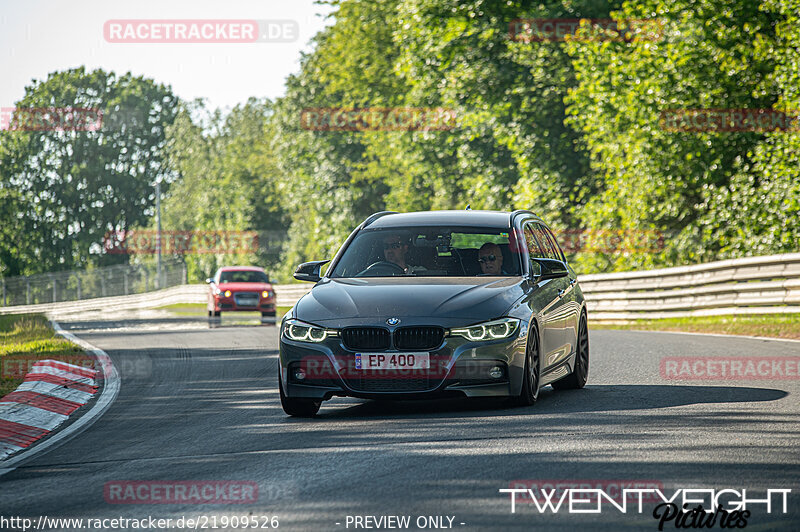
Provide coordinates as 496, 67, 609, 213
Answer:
539, 224, 566, 262
529, 224, 558, 260
524, 225, 546, 261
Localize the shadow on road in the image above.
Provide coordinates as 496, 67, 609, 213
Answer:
311, 384, 787, 420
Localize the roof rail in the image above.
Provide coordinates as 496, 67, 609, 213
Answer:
362, 211, 398, 227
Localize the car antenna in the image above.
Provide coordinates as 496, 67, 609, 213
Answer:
465, 204, 472, 210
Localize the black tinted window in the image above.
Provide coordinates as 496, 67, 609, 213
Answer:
538, 224, 565, 261
218, 270, 269, 283
329, 226, 524, 277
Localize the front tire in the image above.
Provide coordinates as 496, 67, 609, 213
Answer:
552, 313, 589, 390
512, 325, 540, 406
279, 371, 321, 417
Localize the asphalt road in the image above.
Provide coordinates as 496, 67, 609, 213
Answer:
1, 316, 799, 531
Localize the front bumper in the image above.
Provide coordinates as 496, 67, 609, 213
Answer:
212, 297, 275, 312
279, 327, 528, 400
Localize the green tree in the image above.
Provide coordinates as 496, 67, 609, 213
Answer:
0, 67, 178, 276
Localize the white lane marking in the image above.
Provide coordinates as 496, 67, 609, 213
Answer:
0, 403, 68, 430
14, 381, 94, 404
27, 365, 97, 386
0, 320, 120, 475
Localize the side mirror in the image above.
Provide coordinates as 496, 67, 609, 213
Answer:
532, 258, 569, 281
205, 277, 214, 284
294, 260, 330, 283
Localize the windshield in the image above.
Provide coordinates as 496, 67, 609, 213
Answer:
218, 270, 269, 283
329, 226, 523, 278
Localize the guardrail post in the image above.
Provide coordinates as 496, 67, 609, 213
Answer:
77, 276, 82, 300
145, 270, 150, 292
124, 272, 128, 295
26, 278, 30, 305
52, 275, 57, 303
182, 263, 187, 285
101, 273, 106, 297
1, 279, 5, 306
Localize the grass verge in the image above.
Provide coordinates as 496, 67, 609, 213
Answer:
0, 314, 87, 397
590, 313, 800, 340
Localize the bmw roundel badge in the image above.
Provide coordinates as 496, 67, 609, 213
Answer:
386, 317, 400, 326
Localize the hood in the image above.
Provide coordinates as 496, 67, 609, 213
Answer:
216, 282, 272, 292
295, 277, 525, 326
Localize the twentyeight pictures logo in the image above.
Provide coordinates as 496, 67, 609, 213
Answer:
104, 20, 299, 43
499, 486, 791, 517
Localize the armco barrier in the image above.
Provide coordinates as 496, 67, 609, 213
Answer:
0, 284, 207, 316
1, 253, 798, 320
579, 253, 800, 320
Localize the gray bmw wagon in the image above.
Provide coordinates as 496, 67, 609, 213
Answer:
278, 210, 588, 416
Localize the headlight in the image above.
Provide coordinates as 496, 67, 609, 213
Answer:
262, 290, 273, 298
283, 318, 337, 343
450, 317, 520, 341
224, 290, 232, 297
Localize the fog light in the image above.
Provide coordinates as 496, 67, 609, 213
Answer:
293, 369, 306, 381
489, 366, 504, 379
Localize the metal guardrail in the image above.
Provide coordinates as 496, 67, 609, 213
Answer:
2, 254, 799, 320
0, 261, 187, 307
580, 253, 800, 319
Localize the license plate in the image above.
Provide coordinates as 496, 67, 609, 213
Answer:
355, 352, 430, 370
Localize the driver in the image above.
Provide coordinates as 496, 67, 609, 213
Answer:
478, 242, 508, 275
382, 234, 426, 274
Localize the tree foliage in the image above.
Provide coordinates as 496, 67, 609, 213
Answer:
0, 67, 177, 276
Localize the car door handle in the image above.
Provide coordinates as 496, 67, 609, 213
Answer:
558, 289, 566, 298
569, 278, 577, 286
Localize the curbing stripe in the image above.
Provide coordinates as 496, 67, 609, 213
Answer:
22, 373, 97, 394
14, 380, 95, 404
27, 365, 97, 386
32, 359, 98, 379
1, 391, 83, 416
0, 418, 50, 446
0, 403, 69, 431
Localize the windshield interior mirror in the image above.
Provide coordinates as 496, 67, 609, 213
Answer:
294, 260, 330, 283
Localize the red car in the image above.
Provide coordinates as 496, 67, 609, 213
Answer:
206, 266, 276, 317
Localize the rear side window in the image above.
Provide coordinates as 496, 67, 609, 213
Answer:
524, 225, 547, 261
538, 224, 566, 262
527, 224, 559, 260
